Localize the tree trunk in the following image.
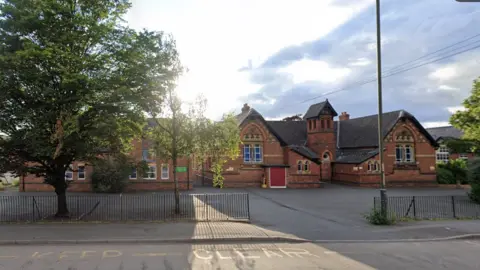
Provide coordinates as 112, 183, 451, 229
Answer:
171, 100, 180, 214
54, 177, 69, 218
173, 157, 179, 213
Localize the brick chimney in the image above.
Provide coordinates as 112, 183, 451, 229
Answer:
339, 111, 350, 121
241, 103, 251, 113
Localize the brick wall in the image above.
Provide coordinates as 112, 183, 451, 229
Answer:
332, 163, 361, 184
286, 150, 321, 188
219, 120, 284, 187
21, 138, 196, 192
331, 118, 438, 187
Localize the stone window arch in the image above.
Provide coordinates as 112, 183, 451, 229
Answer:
304, 161, 310, 172
367, 161, 379, 172
297, 160, 303, 172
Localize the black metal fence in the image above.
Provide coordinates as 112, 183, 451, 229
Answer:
0, 193, 250, 223
374, 195, 480, 220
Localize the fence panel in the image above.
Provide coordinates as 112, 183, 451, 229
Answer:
0, 192, 250, 223
374, 195, 480, 220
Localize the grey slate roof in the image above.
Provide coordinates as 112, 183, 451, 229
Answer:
235, 104, 438, 164
335, 149, 379, 164
426, 126, 463, 141
266, 121, 307, 146
336, 110, 437, 149
303, 100, 338, 119
288, 145, 318, 160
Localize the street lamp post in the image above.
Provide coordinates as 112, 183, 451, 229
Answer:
375, 0, 388, 216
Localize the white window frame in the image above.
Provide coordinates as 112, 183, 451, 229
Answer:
145, 164, 157, 180
65, 165, 73, 180
77, 164, 85, 180
161, 164, 169, 180
243, 144, 263, 164
459, 153, 469, 160
129, 168, 137, 180
395, 144, 415, 163
436, 144, 450, 163
368, 161, 379, 172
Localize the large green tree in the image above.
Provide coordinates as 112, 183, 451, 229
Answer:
451, 77, 480, 202
450, 78, 480, 144
0, 0, 180, 217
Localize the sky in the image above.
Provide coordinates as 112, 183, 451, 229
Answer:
126, 0, 480, 128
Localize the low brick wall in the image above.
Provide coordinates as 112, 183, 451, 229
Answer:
437, 184, 471, 189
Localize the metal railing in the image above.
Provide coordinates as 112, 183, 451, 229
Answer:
0, 193, 250, 223
374, 195, 480, 220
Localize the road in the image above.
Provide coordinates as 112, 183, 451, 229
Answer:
0, 240, 479, 269
0, 242, 373, 270
321, 239, 480, 270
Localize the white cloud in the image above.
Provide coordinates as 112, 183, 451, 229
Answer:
126, 0, 373, 119
429, 66, 457, 81
281, 59, 351, 84
349, 57, 371, 66
422, 121, 450, 128
438, 85, 459, 91
447, 106, 466, 114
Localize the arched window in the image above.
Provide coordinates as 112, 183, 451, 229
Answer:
368, 161, 379, 172
304, 161, 310, 172
297, 160, 303, 172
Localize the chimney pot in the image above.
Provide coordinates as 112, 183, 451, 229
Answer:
339, 111, 350, 121
242, 103, 251, 113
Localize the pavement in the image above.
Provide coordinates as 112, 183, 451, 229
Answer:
1, 220, 480, 245
0, 242, 376, 270
0, 222, 307, 245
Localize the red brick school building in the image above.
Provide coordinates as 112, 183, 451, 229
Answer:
20, 100, 473, 191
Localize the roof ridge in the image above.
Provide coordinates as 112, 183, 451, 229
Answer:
426, 125, 455, 129
344, 109, 405, 121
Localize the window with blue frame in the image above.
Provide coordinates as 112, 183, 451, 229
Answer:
254, 144, 262, 162
243, 144, 262, 163
244, 144, 251, 162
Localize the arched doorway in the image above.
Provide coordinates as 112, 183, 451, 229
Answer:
321, 151, 332, 182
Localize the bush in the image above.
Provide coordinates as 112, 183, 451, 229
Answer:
91, 155, 134, 193
436, 159, 468, 185
0, 182, 4, 191
12, 178, 19, 187
467, 158, 480, 203
436, 167, 455, 184
365, 208, 396, 225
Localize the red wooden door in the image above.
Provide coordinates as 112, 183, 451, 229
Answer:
270, 168, 286, 187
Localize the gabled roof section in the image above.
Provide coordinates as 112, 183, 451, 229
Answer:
336, 110, 438, 148
426, 126, 464, 141
303, 99, 338, 119
288, 145, 319, 162
265, 121, 307, 146
335, 149, 379, 164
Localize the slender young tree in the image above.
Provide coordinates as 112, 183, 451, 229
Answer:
0, 0, 180, 217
